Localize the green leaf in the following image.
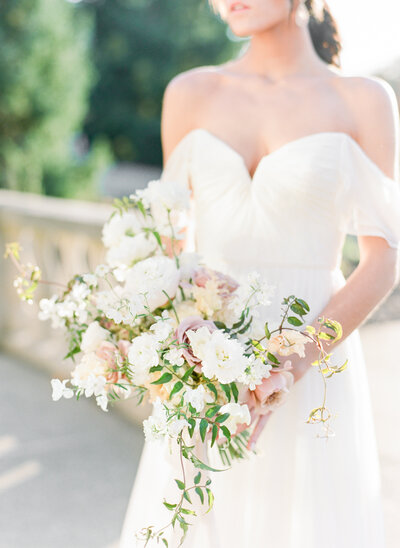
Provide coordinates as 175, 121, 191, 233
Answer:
181, 365, 196, 382
163, 501, 176, 510
264, 322, 271, 339
220, 384, 231, 401
199, 418, 208, 443
181, 507, 196, 515
213, 321, 227, 330
151, 372, 173, 385
215, 413, 230, 423
175, 479, 185, 490
287, 316, 303, 326
205, 405, 220, 418
169, 381, 183, 399
183, 490, 192, 504
211, 423, 218, 447
296, 298, 310, 312
206, 488, 214, 513
189, 453, 226, 472
194, 471, 201, 485
187, 418, 196, 437
230, 382, 239, 403
290, 303, 306, 316
162, 538, 168, 547
195, 486, 204, 504
220, 425, 231, 440
266, 352, 280, 365
206, 382, 218, 401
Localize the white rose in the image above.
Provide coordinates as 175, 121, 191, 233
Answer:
102, 211, 145, 248
124, 255, 180, 312
128, 333, 160, 385
201, 331, 248, 384
80, 321, 108, 353
105, 233, 157, 268
219, 402, 251, 435
183, 385, 213, 413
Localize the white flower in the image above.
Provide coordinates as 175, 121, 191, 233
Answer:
71, 352, 108, 390
143, 398, 187, 441
81, 321, 108, 353
96, 393, 109, 412
167, 416, 188, 437
55, 298, 76, 319
200, 331, 248, 384
96, 287, 146, 325
102, 211, 145, 248
229, 272, 275, 316
150, 310, 175, 342
186, 326, 213, 360
38, 295, 64, 328
84, 374, 107, 398
183, 385, 213, 413
237, 355, 272, 390
135, 179, 190, 212
82, 273, 98, 288
128, 333, 160, 385
164, 347, 184, 367
51, 379, 74, 401
71, 282, 91, 302
124, 255, 180, 312
219, 402, 251, 435
105, 233, 157, 268
95, 264, 111, 278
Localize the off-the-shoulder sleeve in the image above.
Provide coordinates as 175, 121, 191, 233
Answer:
159, 132, 193, 195
339, 135, 400, 249
159, 132, 196, 252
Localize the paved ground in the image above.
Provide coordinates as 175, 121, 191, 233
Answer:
0, 354, 143, 548
0, 321, 399, 548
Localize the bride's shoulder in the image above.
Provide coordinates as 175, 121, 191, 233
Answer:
163, 65, 224, 109
161, 66, 222, 160
333, 73, 399, 179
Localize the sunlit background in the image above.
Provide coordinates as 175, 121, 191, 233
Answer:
0, 1, 399, 547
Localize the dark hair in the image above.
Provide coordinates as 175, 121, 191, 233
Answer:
292, 0, 342, 68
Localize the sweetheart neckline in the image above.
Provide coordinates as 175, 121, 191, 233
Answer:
168, 127, 394, 183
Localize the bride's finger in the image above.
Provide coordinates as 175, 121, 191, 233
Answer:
247, 412, 272, 451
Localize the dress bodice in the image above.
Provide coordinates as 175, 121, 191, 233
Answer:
160, 128, 400, 276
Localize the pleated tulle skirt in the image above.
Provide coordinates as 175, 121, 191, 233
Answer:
119, 266, 386, 548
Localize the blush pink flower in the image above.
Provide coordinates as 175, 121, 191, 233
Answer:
95, 340, 130, 383
174, 315, 217, 370
236, 365, 294, 450
193, 267, 239, 298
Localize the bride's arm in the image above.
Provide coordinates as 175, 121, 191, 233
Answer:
292, 77, 400, 382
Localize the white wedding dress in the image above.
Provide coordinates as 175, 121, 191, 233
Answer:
119, 128, 400, 548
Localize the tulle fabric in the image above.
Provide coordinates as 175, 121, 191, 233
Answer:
119, 129, 400, 547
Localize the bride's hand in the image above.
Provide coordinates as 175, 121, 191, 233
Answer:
246, 411, 273, 451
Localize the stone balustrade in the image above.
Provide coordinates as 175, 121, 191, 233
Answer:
0, 189, 150, 424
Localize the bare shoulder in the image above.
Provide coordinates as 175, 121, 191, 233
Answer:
336, 74, 400, 179
160, 66, 221, 165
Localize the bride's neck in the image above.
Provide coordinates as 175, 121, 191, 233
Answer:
235, 21, 327, 82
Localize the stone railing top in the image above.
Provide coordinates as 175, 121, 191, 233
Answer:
0, 189, 112, 231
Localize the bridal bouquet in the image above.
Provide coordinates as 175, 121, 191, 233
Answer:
6, 177, 347, 547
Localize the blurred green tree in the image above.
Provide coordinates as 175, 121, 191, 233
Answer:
0, 0, 110, 197
83, 0, 238, 165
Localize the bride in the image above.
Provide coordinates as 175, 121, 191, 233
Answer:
119, 1, 400, 546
